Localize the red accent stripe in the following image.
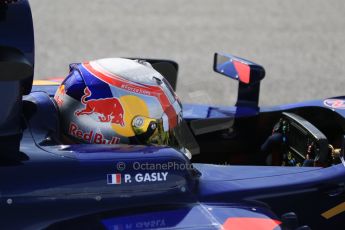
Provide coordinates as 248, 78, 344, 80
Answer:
83, 62, 177, 128
233, 60, 250, 84
116, 174, 121, 184
223, 217, 281, 230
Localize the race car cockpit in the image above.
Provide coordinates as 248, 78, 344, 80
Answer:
185, 53, 345, 168
261, 112, 343, 167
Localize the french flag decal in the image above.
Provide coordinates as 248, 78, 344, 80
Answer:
107, 174, 121, 185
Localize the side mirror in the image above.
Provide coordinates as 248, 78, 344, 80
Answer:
213, 53, 265, 84
0, 0, 35, 94
0, 0, 34, 160
0, 46, 33, 81
213, 52, 266, 109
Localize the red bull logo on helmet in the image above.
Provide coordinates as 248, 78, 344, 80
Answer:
75, 87, 125, 126
69, 122, 121, 144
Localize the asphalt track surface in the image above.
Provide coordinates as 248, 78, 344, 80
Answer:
30, 0, 345, 106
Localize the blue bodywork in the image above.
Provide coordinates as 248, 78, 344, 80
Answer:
1, 85, 344, 229
1, 1, 345, 230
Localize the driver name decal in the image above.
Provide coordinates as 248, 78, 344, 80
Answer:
106, 172, 168, 185
324, 99, 345, 109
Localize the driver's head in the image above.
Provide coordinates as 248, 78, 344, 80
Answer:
54, 58, 183, 147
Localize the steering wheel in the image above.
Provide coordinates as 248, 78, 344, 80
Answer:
263, 112, 330, 167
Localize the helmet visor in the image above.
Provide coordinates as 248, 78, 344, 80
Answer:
131, 116, 199, 157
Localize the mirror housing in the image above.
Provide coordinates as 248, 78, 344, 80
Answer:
0, 0, 35, 94
213, 52, 266, 109
213, 53, 265, 84
0, 46, 33, 81
0, 0, 34, 160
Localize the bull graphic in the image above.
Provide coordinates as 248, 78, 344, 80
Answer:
75, 87, 125, 126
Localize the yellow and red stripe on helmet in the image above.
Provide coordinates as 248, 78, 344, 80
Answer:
82, 62, 179, 129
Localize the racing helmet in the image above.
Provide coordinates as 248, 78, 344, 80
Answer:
54, 58, 186, 150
